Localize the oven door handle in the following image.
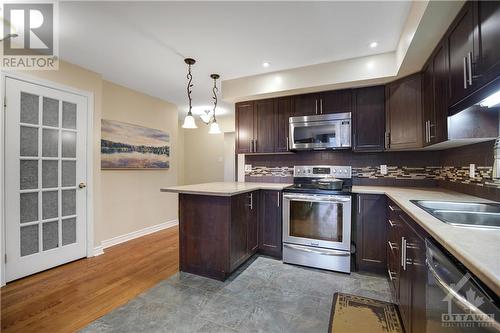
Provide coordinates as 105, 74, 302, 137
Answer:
426, 259, 500, 329
284, 244, 350, 256
283, 194, 351, 203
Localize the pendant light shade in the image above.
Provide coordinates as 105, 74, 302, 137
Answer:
182, 58, 198, 129
182, 114, 197, 129
208, 121, 221, 134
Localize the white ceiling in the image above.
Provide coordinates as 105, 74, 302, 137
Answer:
59, 1, 411, 117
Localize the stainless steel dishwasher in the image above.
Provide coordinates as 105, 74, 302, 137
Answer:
425, 239, 500, 332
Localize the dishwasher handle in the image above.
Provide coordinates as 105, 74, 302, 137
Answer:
425, 240, 500, 330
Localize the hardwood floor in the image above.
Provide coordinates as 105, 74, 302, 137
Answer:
1, 226, 179, 333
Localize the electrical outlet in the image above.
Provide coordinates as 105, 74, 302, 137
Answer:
470, 164, 475, 178
380, 165, 388, 175
244, 164, 252, 172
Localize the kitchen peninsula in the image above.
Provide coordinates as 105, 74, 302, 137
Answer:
161, 182, 291, 280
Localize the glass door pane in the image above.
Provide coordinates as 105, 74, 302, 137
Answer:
289, 200, 343, 242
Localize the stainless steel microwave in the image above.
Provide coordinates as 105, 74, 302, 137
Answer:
288, 112, 351, 150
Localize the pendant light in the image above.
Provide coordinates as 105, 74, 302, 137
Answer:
208, 74, 222, 134
182, 58, 197, 129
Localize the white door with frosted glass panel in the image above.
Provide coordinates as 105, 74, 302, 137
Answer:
4, 77, 88, 282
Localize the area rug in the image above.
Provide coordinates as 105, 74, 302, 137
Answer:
329, 293, 403, 333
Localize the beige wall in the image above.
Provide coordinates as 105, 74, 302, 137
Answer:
182, 115, 235, 185
100, 81, 179, 241
11, 61, 179, 246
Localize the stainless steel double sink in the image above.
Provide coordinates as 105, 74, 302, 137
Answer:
411, 200, 500, 230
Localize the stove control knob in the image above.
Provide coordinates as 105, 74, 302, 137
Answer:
332, 169, 336, 173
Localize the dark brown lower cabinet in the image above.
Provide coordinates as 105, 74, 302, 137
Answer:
258, 190, 282, 258
386, 200, 427, 333
355, 194, 387, 274
179, 191, 259, 281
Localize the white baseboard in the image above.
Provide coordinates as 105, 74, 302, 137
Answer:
92, 219, 178, 256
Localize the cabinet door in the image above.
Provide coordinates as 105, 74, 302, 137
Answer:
432, 41, 449, 144
292, 93, 318, 116
398, 226, 412, 332
356, 194, 387, 274
254, 99, 275, 153
230, 193, 250, 271
353, 86, 385, 152
235, 102, 254, 154
448, 2, 477, 106
406, 224, 426, 333
477, 0, 500, 84
320, 89, 352, 115
422, 63, 435, 147
258, 190, 282, 258
386, 74, 423, 150
275, 97, 291, 152
247, 191, 259, 253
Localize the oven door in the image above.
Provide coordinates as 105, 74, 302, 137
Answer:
282, 193, 351, 251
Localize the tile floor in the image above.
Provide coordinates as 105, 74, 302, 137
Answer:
81, 256, 392, 333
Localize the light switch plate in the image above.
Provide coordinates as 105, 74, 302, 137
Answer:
244, 164, 252, 172
380, 165, 388, 175
470, 164, 475, 178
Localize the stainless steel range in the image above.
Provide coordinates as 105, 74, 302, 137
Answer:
282, 165, 352, 273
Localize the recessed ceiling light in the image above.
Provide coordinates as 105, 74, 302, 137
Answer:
370, 42, 378, 48
262, 62, 270, 68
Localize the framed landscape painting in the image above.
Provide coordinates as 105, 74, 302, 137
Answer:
101, 119, 170, 169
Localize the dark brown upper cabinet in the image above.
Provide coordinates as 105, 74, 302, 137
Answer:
448, 1, 500, 114
274, 97, 292, 152
385, 74, 423, 150
352, 86, 385, 152
235, 100, 276, 154
423, 41, 449, 147
448, 1, 477, 107
477, 1, 500, 85
292, 89, 352, 116
254, 99, 276, 153
235, 102, 255, 154
320, 89, 352, 114
292, 93, 318, 116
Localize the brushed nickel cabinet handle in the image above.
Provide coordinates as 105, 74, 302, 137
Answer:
463, 57, 468, 89
467, 51, 473, 86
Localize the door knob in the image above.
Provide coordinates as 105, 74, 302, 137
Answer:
79, 182, 87, 189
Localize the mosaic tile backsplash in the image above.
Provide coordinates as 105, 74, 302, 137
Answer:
245, 165, 500, 188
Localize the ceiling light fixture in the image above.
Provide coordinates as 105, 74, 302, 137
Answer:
370, 42, 378, 48
208, 74, 222, 134
262, 62, 270, 68
182, 58, 198, 129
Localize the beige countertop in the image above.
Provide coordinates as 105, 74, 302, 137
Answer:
162, 182, 499, 295
353, 186, 500, 296
160, 182, 292, 196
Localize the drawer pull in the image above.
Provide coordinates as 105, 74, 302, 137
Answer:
388, 219, 397, 227
388, 205, 400, 212
388, 269, 397, 281
388, 241, 398, 252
